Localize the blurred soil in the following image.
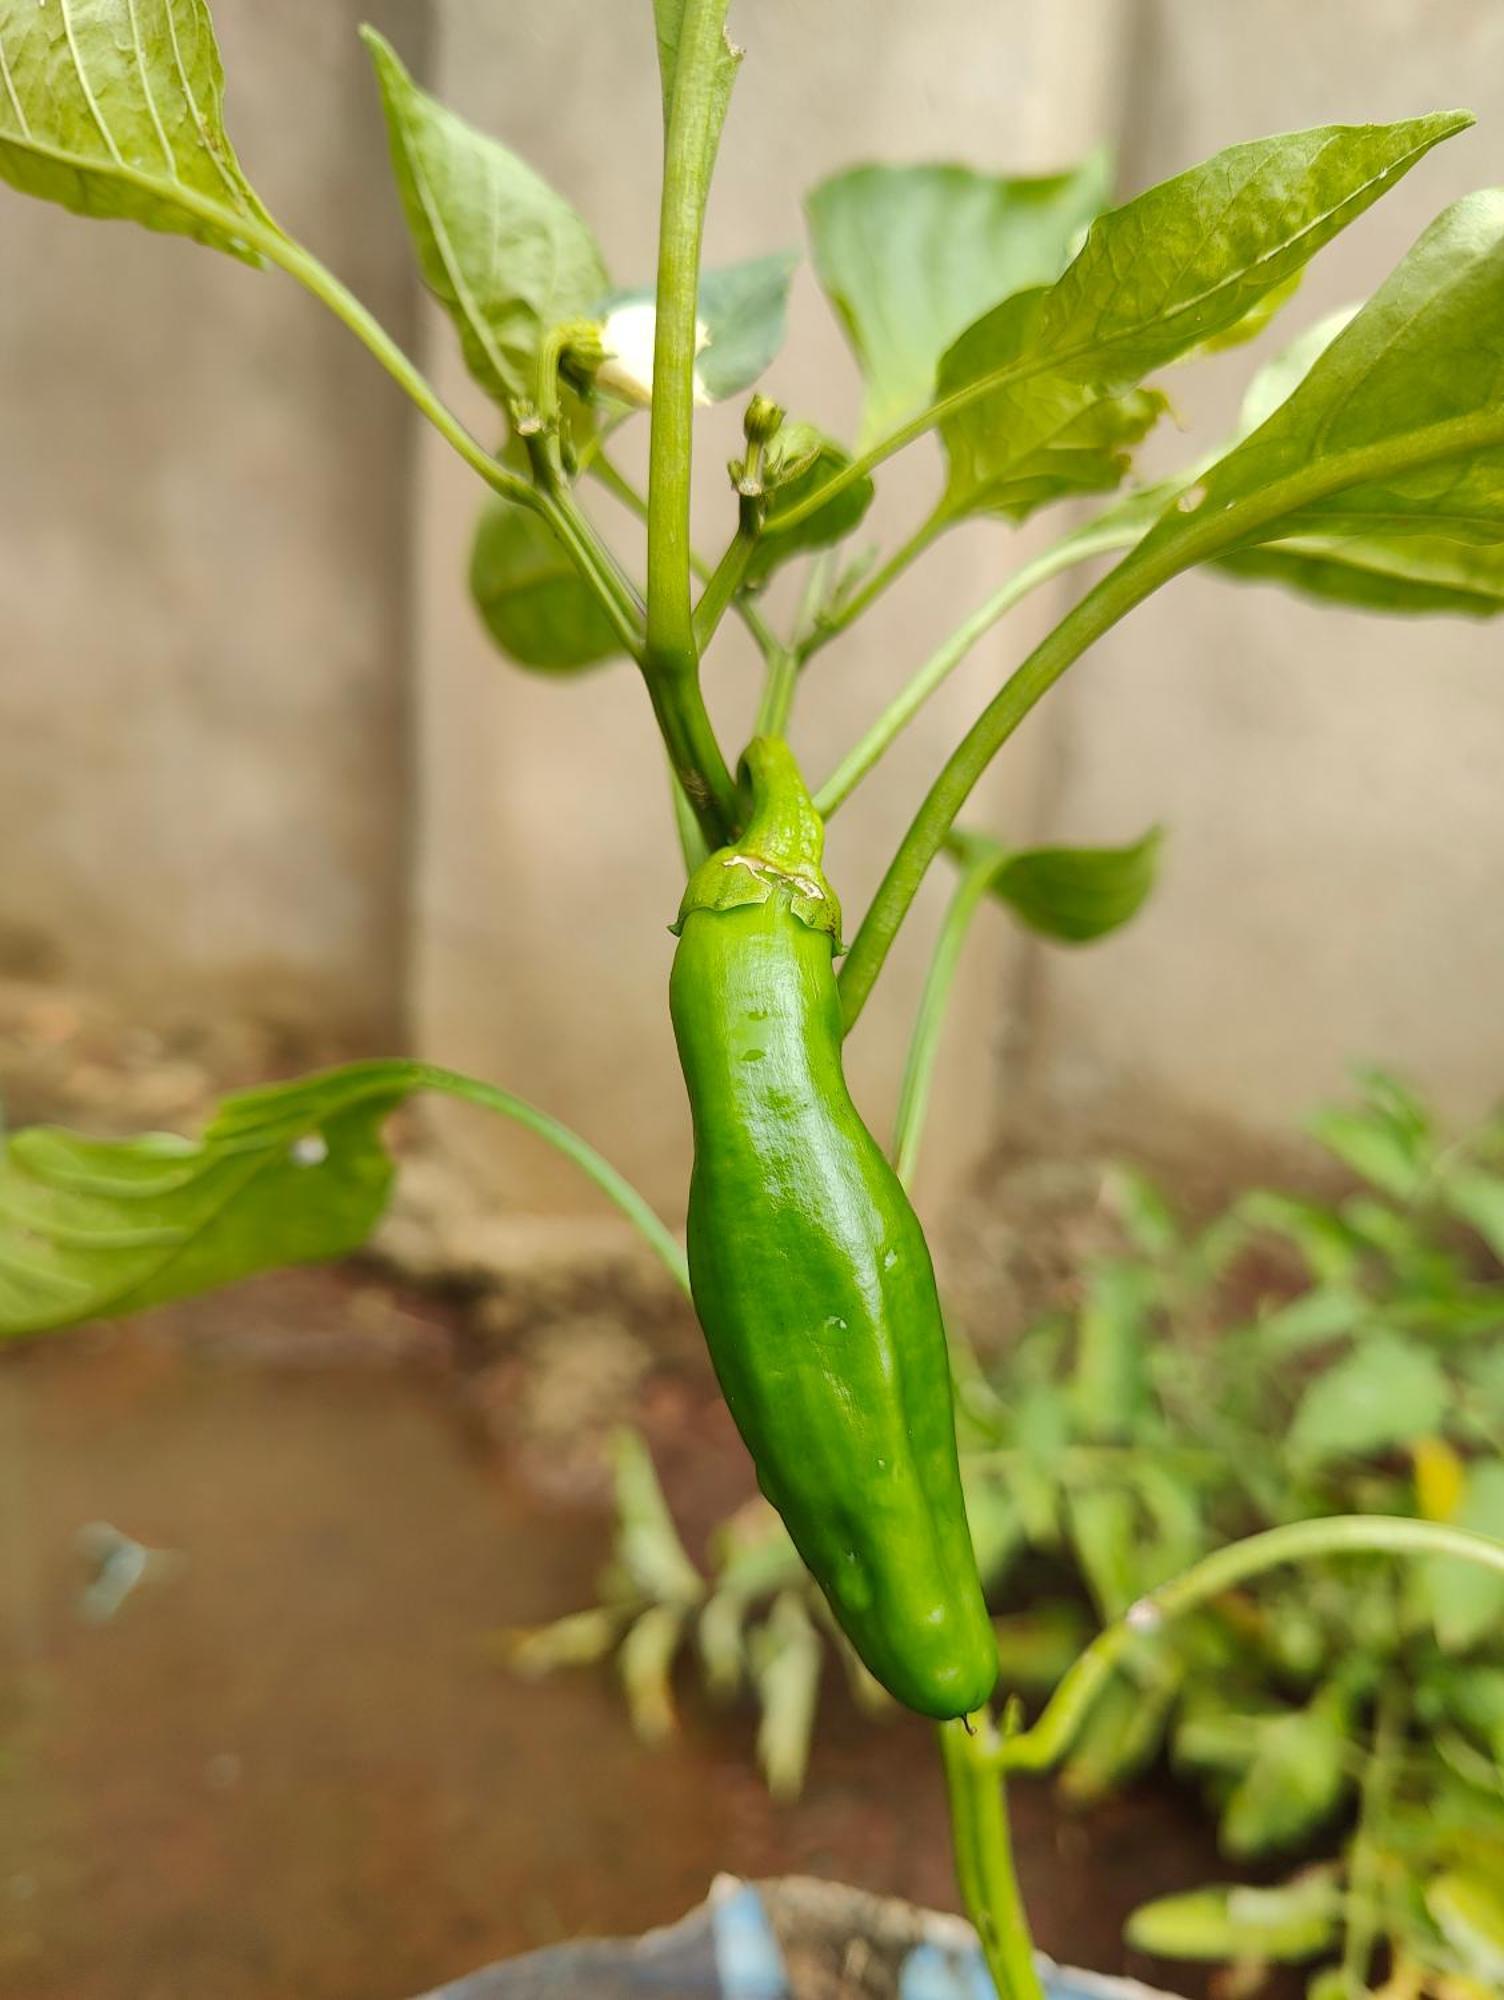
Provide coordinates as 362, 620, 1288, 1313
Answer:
0, 980, 1282, 2000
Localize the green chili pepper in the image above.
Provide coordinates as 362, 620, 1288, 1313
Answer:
669, 737, 997, 1719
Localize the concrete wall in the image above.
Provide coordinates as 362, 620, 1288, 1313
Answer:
1, 1, 1501, 1221
0, 0, 426, 1047
1020, 0, 1504, 1143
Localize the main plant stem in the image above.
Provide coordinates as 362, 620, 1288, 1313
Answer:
645, 0, 740, 845
939, 1717, 1046, 2000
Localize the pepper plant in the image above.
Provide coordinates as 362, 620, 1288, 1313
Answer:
4, 7, 1504, 1998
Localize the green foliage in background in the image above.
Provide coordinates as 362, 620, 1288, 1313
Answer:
516, 1073, 1504, 1998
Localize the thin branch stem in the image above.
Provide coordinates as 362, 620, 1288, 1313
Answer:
253, 227, 529, 502
816, 518, 1140, 818
644, 0, 739, 843
591, 451, 783, 661
892, 838, 1011, 1189
939, 1717, 1046, 2000
1000, 1516, 1504, 1776
533, 485, 647, 658
253, 226, 644, 655
667, 760, 713, 877
753, 646, 800, 739
837, 407, 1504, 1032
692, 525, 759, 653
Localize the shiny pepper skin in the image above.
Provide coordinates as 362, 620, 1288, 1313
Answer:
669, 738, 997, 1719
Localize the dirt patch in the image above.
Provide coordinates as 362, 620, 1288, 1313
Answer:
1, 1268, 1237, 2000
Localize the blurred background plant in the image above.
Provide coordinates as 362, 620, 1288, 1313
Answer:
506, 1071, 1504, 1999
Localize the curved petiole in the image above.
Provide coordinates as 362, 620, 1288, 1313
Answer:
815, 515, 1142, 818
1000, 1516, 1504, 1776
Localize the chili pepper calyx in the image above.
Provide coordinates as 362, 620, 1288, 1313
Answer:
673, 736, 842, 942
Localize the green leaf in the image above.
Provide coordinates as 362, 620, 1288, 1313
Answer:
1237, 307, 1360, 435
1196, 268, 1306, 356
598, 250, 798, 406
693, 251, 799, 401
1126, 188, 1504, 598
1310, 1074, 1434, 1200
1444, 1167, 1504, 1261
0, 1060, 687, 1340
1220, 1703, 1349, 1858
1102, 1165, 1181, 1262
963, 386, 1169, 522
975, 826, 1162, 943
1236, 1190, 1363, 1286
1068, 1486, 1141, 1618
750, 1592, 823, 1802
1217, 533, 1504, 617
1424, 1461, 1504, 1654
745, 425, 875, 587
504, 1605, 629, 1677
0, 0, 278, 260
934, 114, 1468, 522
363, 28, 608, 416
1125, 1878, 1340, 1964
1075, 305, 1504, 616
1427, 1869, 1504, 1980
610, 1430, 703, 1606
1253, 1283, 1365, 1356
469, 498, 624, 671
618, 1602, 688, 1745
805, 155, 1112, 446
0, 1067, 404, 1338
1072, 1261, 1155, 1442
1287, 1333, 1450, 1466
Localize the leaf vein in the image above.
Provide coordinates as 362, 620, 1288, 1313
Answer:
124, 0, 176, 175
58, 0, 124, 165
0, 30, 30, 138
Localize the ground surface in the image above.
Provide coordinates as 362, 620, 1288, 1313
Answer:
0, 1264, 1235, 2000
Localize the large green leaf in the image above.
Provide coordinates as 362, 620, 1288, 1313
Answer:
363, 28, 608, 417
805, 155, 1111, 446
1064, 302, 1504, 614
470, 498, 624, 671
934, 114, 1468, 523
0, 0, 279, 260
1218, 534, 1504, 616
1125, 189, 1504, 596
0, 1061, 685, 1341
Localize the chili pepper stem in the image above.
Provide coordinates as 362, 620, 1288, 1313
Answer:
939, 1716, 1046, 2000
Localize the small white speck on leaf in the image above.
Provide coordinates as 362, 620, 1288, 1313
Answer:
290, 1134, 329, 1167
